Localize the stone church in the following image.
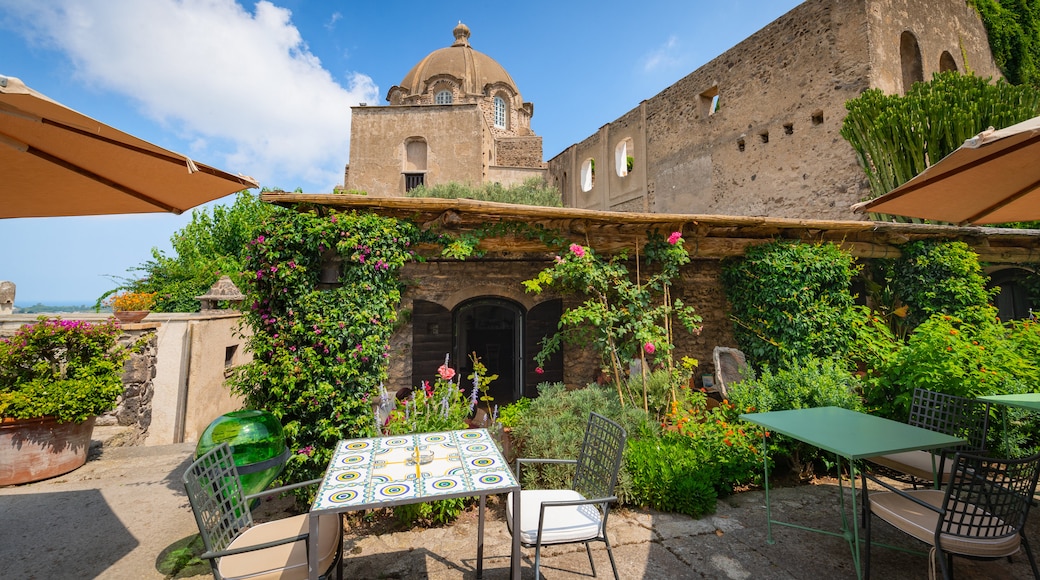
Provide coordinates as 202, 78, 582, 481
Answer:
343, 22, 545, 196
329, 0, 1021, 403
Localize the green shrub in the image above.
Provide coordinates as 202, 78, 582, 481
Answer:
721, 241, 860, 370
392, 498, 468, 527
728, 357, 864, 478
508, 382, 658, 503
497, 397, 531, 428
625, 434, 719, 517
890, 240, 995, 330
406, 178, 563, 207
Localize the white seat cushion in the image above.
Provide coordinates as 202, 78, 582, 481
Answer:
218, 513, 340, 580
868, 450, 953, 482
506, 489, 604, 545
869, 489, 1020, 558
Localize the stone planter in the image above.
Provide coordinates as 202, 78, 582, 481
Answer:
113, 310, 149, 324
0, 416, 96, 486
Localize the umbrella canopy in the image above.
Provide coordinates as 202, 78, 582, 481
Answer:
0, 74, 258, 219
853, 115, 1040, 225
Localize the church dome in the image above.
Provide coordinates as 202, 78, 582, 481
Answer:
389, 23, 520, 101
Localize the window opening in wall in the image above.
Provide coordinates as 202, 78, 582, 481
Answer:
737, 138, 745, 152
811, 111, 824, 125
615, 138, 634, 177
699, 86, 720, 117
939, 51, 958, 73
900, 31, 924, 93
435, 90, 453, 104
580, 158, 595, 192
759, 131, 769, 144
783, 123, 794, 135
494, 96, 507, 128
224, 345, 237, 369
404, 173, 425, 191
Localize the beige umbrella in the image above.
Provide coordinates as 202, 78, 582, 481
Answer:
0, 74, 258, 218
853, 115, 1040, 225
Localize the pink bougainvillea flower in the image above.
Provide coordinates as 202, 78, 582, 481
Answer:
438, 364, 456, 381
644, 342, 656, 354
569, 243, 585, 257
668, 231, 682, 245
535, 367, 544, 374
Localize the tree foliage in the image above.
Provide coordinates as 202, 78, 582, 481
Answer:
406, 178, 563, 207
103, 190, 279, 312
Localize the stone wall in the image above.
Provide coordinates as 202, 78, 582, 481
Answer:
494, 136, 544, 168
388, 257, 737, 394
97, 323, 158, 446
548, 0, 1002, 220
347, 105, 486, 195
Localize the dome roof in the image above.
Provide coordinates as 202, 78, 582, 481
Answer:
392, 23, 519, 99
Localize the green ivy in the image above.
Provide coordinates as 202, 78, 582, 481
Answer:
228, 209, 423, 491
721, 241, 861, 370
890, 240, 995, 330
970, 0, 1040, 89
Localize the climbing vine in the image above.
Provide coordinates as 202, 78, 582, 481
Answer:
229, 209, 425, 488
970, 0, 1040, 89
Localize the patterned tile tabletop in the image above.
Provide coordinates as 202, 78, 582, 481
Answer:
311, 429, 518, 512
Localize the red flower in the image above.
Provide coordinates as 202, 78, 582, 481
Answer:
644, 342, 655, 354
667, 231, 682, 245
535, 367, 544, 374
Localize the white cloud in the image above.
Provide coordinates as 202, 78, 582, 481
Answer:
641, 35, 683, 74
3, 0, 378, 191
325, 11, 342, 31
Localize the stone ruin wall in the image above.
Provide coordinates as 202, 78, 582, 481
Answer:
549, 0, 1003, 221
100, 325, 158, 446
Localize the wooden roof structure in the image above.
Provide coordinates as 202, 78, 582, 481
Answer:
260, 193, 1040, 263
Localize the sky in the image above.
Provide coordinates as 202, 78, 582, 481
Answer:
0, 0, 803, 305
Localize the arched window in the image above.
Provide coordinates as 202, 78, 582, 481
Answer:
939, 51, 958, 73
403, 138, 428, 192
900, 31, 924, 93
435, 90, 453, 105
580, 158, 595, 192
494, 96, 507, 129
615, 138, 634, 177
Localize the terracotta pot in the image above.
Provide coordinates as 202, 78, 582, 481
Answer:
0, 416, 96, 486
113, 310, 149, 324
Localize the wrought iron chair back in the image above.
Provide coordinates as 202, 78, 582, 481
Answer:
573, 412, 627, 508
183, 443, 252, 556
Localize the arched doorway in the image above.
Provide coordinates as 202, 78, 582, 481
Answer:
988, 267, 1036, 321
455, 298, 523, 407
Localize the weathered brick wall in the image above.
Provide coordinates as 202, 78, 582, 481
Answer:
495, 136, 543, 168
387, 257, 737, 393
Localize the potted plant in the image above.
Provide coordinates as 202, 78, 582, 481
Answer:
0, 317, 133, 485
107, 291, 156, 324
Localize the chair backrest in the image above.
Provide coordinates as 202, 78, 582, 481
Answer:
572, 413, 627, 503
182, 442, 253, 555
939, 451, 1040, 542
907, 388, 990, 452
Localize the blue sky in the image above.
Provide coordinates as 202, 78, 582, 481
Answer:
1, 0, 802, 305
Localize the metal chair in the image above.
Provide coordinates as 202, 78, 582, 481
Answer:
182, 442, 343, 580
864, 451, 1040, 580
866, 388, 990, 487
507, 412, 627, 580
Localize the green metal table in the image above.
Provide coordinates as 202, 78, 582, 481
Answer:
307, 429, 521, 579
740, 406, 965, 579
978, 392, 1040, 412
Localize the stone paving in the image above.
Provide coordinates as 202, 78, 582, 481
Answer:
1, 435, 1037, 579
